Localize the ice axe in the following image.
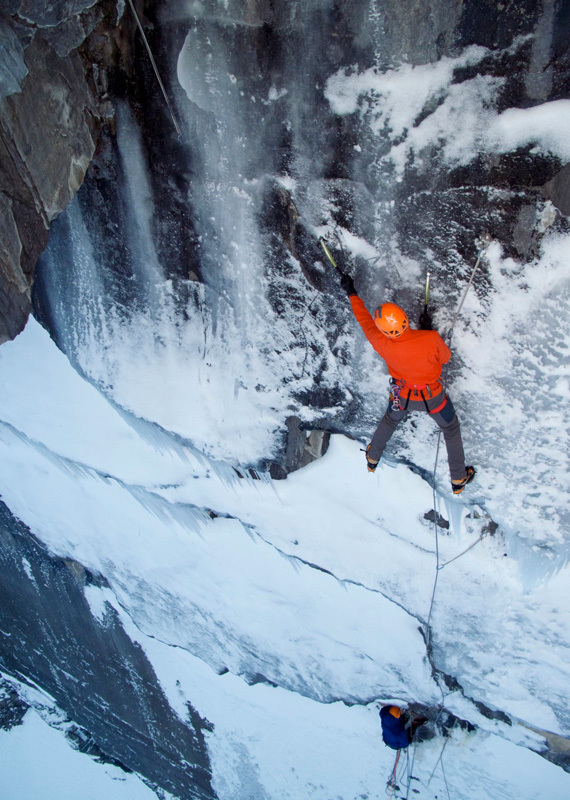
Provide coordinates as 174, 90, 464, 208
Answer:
320, 237, 358, 296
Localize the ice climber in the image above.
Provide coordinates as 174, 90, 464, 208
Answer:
339, 273, 475, 494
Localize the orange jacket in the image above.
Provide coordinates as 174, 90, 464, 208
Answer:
350, 295, 451, 388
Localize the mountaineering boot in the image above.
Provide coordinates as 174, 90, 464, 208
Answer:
366, 445, 379, 473
451, 465, 475, 495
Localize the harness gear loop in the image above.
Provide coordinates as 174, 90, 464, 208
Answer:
389, 377, 405, 411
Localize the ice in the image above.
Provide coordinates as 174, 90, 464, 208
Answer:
0, 707, 158, 800
492, 100, 570, 161
1, 319, 570, 754
74, 582, 570, 800
2, 8, 570, 799
326, 42, 570, 171
0, 415, 435, 705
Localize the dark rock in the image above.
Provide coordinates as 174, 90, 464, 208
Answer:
40, 3, 105, 58
0, 499, 215, 800
65, 724, 133, 771
526, 726, 570, 773
459, 0, 541, 50
473, 698, 512, 726
269, 415, 331, 478
260, 180, 299, 259
424, 509, 450, 530
543, 163, 570, 216
0, 25, 103, 342
512, 204, 538, 259
482, 518, 499, 536
408, 702, 475, 736
551, 0, 570, 99
0, 677, 29, 730
0, 13, 27, 96
10, 1, 100, 28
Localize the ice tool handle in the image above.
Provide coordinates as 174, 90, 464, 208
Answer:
424, 270, 431, 310
319, 237, 339, 269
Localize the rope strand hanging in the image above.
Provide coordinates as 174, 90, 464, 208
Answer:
126, 0, 183, 138
424, 235, 491, 647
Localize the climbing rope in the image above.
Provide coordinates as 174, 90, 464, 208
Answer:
438, 531, 486, 568
427, 735, 450, 784
386, 749, 401, 799
446, 235, 492, 345
413, 240, 491, 800
424, 237, 490, 647
320, 233, 489, 798
126, 0, 183, 138
402, 739, 417, 800
440, 756, 452, 800
427, 733, 453, 800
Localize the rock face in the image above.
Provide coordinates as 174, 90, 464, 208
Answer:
27, 0, 570, 475
0, 676, 28, 730
0, 499, 215, 800
0, 1, 115, 343
1, 2, 570, 796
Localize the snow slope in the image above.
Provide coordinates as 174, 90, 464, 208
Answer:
1, 317, 569, 799
0, 691, 159, 800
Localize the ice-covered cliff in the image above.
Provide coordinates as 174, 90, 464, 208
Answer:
1, 1, 570, 799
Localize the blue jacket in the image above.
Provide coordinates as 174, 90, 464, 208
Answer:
380, 707, 410, 750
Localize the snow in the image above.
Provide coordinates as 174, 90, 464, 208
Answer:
0, 707, 158, 800
452, 236, 570, 551
77, 584, 570, 800
315, 77, 570, 559
492, 100, 570, 161
2, 16, 570, 800
1, 317, 570, 799
325, 46, 489, 126
0, 316, 194, 484
326, 43, 570, 172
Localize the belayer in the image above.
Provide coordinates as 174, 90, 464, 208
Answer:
339, 272, 475, 494
380, 705, 427, 749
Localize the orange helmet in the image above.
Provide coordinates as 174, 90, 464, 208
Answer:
374, 303, 409, 339
389, 706, 402, 718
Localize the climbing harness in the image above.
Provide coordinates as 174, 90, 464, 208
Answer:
390, 378, 447, 415
126, 0, 183, 138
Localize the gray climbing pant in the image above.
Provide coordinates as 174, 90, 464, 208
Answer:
368, 390, 467, 481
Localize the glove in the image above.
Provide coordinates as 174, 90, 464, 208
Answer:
419, 308, 433, 330
340, 272, 357, 297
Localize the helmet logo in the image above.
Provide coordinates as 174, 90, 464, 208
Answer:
374, 303, 409, 339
